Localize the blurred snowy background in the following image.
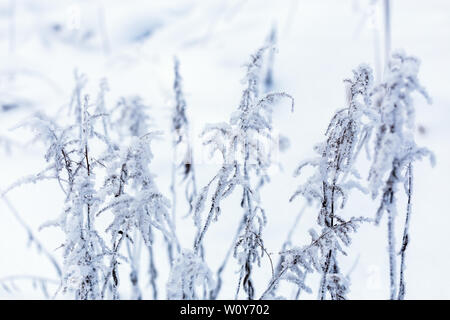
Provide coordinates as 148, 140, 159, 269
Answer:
0, 0, 449, 299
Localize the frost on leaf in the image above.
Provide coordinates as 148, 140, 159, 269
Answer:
368, 51, 433, 300
285, 64, 374, 300
193, 46, 293, 300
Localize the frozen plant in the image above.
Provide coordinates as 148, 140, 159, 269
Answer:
170, 57, 198, 241
107, 92, 174, 298
282, 64, 375, 300
193, 46, 293, 300
94, 92, 177, 299
99, 132, 177, 299
3, 73, 175, 300
23, 95, 110, 300
368, 51, 434, 300
261, 217, 368, 300
108, 93, 161, 297
112, 96, 152, 139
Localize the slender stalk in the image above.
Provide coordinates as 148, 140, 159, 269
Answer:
210, 215, 245, 300
1, 194, 62, 278
378, 164, 399, 300
387, 199, 396, 299
398, 163, 413, 300
319, 134, 343, 300
167, 148, 177, 265
238, 141, 256, 300
126, 232, 142, 300
148, 239, 158, 299
170, 148, 177, 229
101, 233, 125, 299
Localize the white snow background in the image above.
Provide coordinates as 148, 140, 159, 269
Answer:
0, 0, 449, 299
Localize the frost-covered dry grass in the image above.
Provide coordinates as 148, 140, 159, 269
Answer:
0, 0, 450, 300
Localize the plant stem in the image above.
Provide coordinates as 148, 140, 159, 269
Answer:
398, 163, 412, 300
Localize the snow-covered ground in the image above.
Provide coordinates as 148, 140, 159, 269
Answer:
0, 0, 449, 299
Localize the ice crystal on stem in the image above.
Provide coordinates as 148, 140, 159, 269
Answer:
193, 46, 293, 300
268, 64, 375, 300
368, 51, 434, 299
